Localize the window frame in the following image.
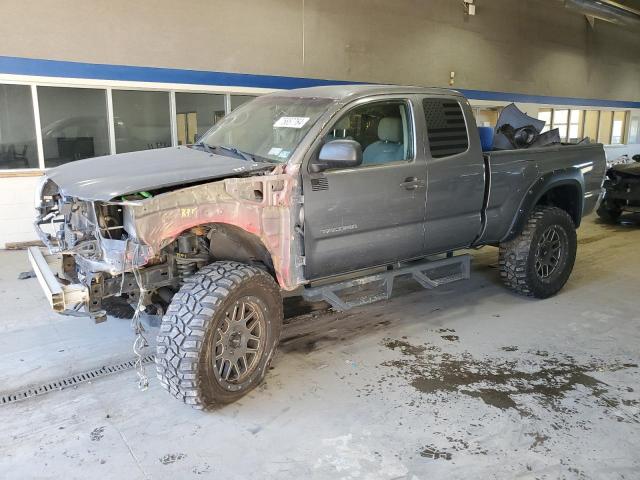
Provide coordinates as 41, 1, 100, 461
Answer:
311, 96, 417, 172
36, 85, 111, 168
0, 82, 40, 171
0, 77, 265, 175
537, 107, 630, 145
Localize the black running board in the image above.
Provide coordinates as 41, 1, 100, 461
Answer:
302, 254, 471, 311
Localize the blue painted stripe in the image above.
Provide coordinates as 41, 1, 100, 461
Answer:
0, 55, 353, 90
0, 55, 638, 109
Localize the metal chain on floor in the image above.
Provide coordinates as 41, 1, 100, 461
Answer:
122, 241, 149, 390
131, 302, 149, 390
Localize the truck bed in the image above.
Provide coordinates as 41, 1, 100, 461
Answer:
480, 143, 607, 244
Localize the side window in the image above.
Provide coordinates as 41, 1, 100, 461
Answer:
325, 100, 413, 166
423, 98, 468, 158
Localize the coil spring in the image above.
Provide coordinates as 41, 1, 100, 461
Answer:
176, 253, 209, 280
176, 255, 197, 279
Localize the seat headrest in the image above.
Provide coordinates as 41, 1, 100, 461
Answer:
378, 117, 402, 143
333, 116, 351, 131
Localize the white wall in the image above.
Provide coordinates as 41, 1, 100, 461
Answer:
0, 175, 40, 246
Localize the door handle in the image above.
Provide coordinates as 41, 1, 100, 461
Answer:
400, 177, 423, 190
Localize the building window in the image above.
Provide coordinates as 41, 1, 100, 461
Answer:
38, 86, 110, 167
175, 93, 225, 145
537, 108, 630, 144
611, 111, 627, 145
473, 107, 500, 127
629, 116, 639, 144
112, 90, 171, 153
583, 110, 599, 142
0, 84, 38, 169
230, 95, 255, 111
538, 109, 552, 133
598, 111, 613, 144
568, 110, 582, 142
552, 110, 570, 141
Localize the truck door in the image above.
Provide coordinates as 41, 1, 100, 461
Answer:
302, 98, 428, 280
421, 97, 485, 254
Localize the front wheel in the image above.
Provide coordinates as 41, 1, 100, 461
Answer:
155, 261, 283, 408
499, 206, 577, 299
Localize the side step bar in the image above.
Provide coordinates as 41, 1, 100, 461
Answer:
302, 254, 471, 311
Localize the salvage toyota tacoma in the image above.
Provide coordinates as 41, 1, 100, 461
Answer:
30, 85, 606, 408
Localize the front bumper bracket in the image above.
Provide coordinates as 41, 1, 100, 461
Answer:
27, 247, 88, 312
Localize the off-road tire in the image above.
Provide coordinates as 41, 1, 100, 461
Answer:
155, 261, 283, 409
596, 199, 622, 223
499, 206, 577, 299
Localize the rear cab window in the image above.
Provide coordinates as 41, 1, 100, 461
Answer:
423, 98, 469, 158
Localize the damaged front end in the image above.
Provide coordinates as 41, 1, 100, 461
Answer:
31, 165, 304, 322
29, 178, 168, 321
32, 178, 174, 321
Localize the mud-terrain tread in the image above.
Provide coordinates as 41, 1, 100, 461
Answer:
155, 261, 274, 409
499, 206, 575, 298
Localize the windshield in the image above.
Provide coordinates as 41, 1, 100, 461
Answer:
199, 96, 333, 163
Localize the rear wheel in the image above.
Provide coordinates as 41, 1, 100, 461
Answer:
155, 261, 283, 408
499, 206, 577, 298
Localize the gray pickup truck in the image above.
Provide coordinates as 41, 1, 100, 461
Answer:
30, 85, 606, 408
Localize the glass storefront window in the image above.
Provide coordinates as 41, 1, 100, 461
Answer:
38, 87, 109, 167
230, 95, 256, 111
0, 84, 38, 169
112, 90, 171, 153
175, 93, 225, 145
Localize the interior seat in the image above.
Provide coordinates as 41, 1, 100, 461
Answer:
326, 116, 352, 142
363, 117, 404, 164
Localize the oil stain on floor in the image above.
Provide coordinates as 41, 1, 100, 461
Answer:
377, 337, 639, 421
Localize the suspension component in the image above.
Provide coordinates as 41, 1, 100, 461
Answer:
175, 231, 209, 279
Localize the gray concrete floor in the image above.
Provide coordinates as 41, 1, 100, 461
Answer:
1, 215, 639, 479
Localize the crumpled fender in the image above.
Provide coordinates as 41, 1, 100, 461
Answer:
127, 166, 303, 291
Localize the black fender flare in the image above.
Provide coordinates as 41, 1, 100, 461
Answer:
502, 167, 584, 242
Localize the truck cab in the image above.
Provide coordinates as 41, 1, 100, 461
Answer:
301, 89, 485, 279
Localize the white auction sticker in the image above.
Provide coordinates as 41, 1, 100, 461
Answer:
273, 116, 310, 129
268, 147, 283, 156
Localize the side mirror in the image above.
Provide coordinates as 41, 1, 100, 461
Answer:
633, 154, 640, 162
311, 140, 362, 173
